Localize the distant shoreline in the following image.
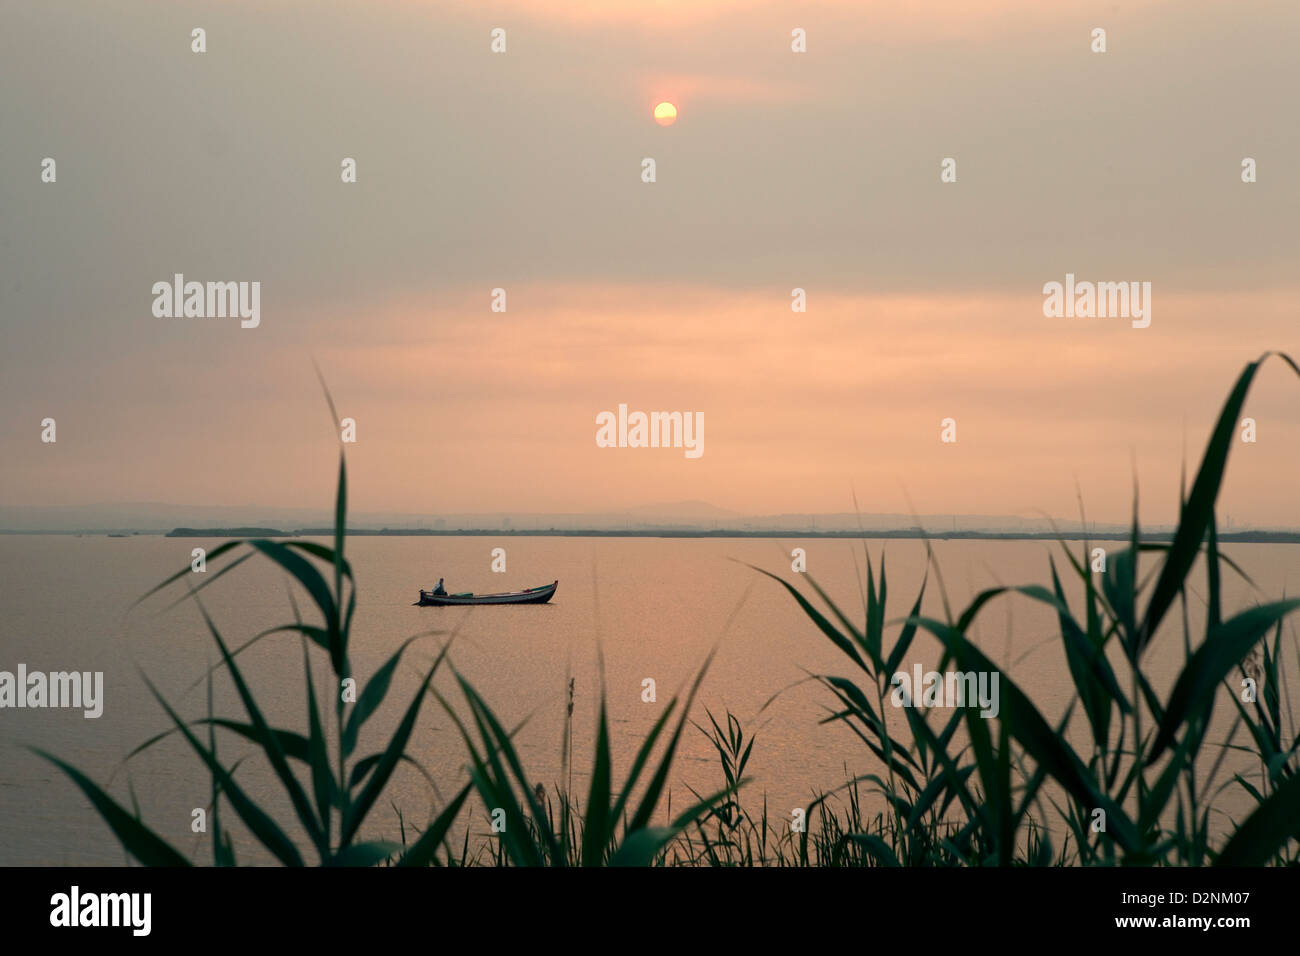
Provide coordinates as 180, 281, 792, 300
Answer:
3, 527, 1294, 543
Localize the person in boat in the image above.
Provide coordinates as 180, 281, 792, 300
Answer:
432, 578, 446, 596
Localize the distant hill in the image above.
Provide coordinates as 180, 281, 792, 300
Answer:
1, 500, 1290, 538
623, 500, 743, 520
161, 527, 1300, 544
166, 527, 295, 538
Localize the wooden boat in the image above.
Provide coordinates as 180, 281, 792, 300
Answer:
416, 581, 557, 606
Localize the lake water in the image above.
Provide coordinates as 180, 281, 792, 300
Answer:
1, 534, 1295, 865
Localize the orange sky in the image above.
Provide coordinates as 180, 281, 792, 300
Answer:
1, 0, 1297, 526
6, 284, 1298, 526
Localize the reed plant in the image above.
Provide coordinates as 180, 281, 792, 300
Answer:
35, 380, 732, 866
751, 351, 1300, 866
36, 384, 469, 866
34, 353, 1300, 866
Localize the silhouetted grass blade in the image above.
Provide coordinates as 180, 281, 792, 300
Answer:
33, 749, 191, 867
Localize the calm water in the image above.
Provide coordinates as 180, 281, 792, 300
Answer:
1, 534, 1295, 865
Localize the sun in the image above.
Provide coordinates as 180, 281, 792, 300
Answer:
653, 102, 677, 126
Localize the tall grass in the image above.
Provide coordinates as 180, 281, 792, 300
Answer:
35, 352, 1300, 866
36, 399, 470, 864
748, 351, 1300, 866
35, 378, 727, 867
433, 656, 739, 866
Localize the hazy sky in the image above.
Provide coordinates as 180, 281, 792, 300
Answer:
2, 0, 1297, 525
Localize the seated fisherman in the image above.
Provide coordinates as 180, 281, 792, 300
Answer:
432, 578, 447, 596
